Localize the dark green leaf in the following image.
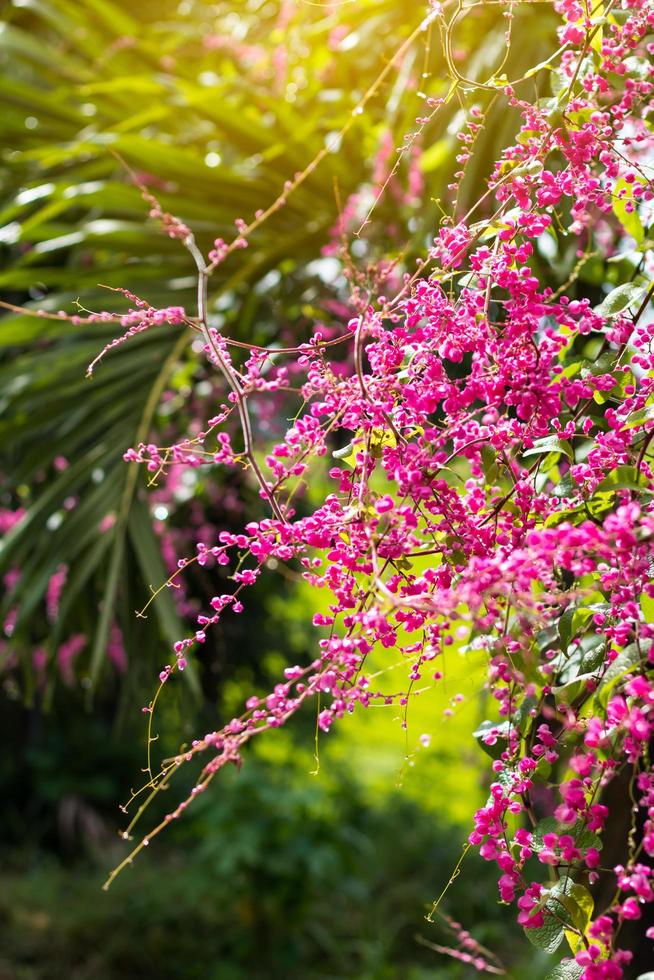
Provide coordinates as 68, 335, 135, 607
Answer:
472, 719, 513, 759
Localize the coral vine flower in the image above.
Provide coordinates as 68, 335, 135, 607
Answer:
68, 1, 654, 974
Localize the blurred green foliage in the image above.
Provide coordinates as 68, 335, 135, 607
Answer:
2, 747, 528, 980
0, 588, 522, 978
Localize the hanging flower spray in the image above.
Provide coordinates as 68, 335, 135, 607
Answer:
11, 0, 654, 974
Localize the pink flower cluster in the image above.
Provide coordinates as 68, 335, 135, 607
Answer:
83, 1, 654, 971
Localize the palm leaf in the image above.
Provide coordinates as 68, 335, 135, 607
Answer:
0, 0, 555, 696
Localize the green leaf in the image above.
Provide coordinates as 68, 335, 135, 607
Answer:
525, 904, 567, 954
553, 473, 579, 498
472, 719, 513, 759
572, 606, 595, 641
558, 607, 575, 651
332, 440, 359, 469
580, 637, 606, 673
595, 281, 648, 317
530, 816, 560, 853
481, 444, 499, 483
515, 695, 537, 735
602, 641, 647, 686
553, 672, 597, 704
612, 177, 645, 246
594, 465, 654, 495
531, 818, 601, 856
589, 6, 605, 56
544, 962, 583, 980
563, 883, 593, 953
642, 591, 654, 625
523, 437, 574, 461
525, 877, 578, 954
545, 505, 584, 527
622, 402, 654, 430
573, 826, 602, 852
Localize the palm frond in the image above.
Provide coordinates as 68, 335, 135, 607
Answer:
0, 0, 556, 696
